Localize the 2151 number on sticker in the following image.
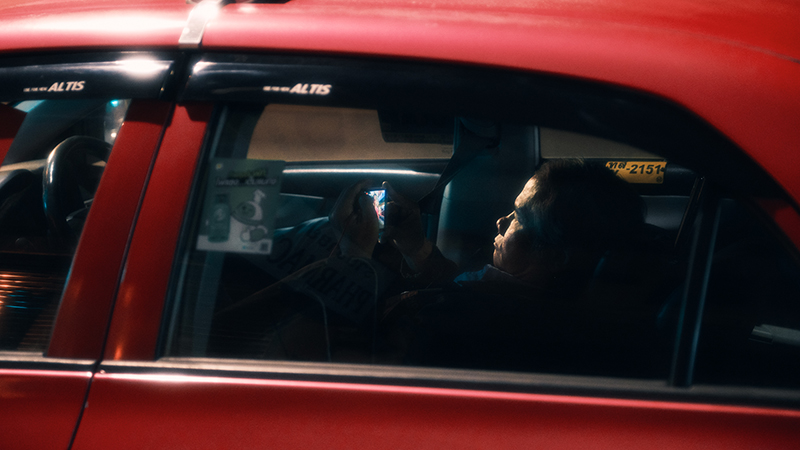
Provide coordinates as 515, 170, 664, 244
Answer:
606, 161, 667, 184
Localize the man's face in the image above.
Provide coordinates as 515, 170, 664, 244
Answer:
493, 178, 539, 277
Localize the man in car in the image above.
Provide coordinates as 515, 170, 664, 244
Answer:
335, 159, 646, 298
218, 159, 646, 364
331, 159, 650, 369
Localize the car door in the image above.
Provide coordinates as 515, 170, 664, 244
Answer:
72, 54, 800, 449
0, 52, 176, 449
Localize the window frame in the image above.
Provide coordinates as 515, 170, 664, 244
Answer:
106, 52, 800, 409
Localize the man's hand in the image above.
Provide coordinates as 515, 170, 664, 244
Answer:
381, 181, 432, 271
330, 180, 379, 258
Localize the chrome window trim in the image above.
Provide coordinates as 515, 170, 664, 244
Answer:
0, 351, 95, 372
100, 358, 800, 410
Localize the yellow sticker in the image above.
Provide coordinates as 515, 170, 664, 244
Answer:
606, 161, 667, 184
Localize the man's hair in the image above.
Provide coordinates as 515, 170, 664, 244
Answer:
519, 159, 645, 252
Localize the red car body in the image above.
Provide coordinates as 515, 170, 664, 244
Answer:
1, 0, 799, 448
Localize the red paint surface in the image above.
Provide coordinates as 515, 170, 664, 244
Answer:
72, 372, 800, 449
104, 103, 212, 361
0, 103, 25, 164
47, 100, 172, 359
756, 199, 800, 252
0, 369, 91, 450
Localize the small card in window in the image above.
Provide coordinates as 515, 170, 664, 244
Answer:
606, 161, 667, 184
196, 158, 285, 254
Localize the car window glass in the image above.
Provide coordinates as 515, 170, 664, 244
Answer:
541, 127, 659, 159
165, 101, 697, 380
694, 199, 800, 389
0, 99, 129, 353
249, 104, 453, 161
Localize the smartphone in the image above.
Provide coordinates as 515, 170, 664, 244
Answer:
365, 188, 387, 231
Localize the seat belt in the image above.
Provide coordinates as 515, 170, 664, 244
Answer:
418, 118, 500, 213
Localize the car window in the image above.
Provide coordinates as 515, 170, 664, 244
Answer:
693, 198, 800, 389
164, 99, 691, 379
0, 98, 130, 352
164, 55, 800, 389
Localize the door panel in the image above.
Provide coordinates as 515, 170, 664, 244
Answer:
73, 368, 800, 449
0, 365, 92, 450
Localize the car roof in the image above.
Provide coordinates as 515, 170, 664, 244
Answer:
251, 0, 800, 60
1, 0, 799, 205
0, 0, 797, 59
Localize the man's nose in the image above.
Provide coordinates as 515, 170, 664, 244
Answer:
496, 213, 512, 235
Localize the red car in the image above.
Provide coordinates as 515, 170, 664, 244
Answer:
2, 0, 799, 448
